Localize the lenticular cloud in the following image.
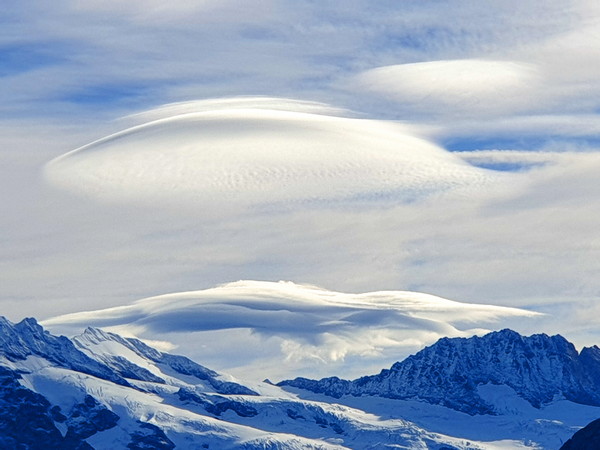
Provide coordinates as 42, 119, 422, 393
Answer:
44, 97, 495, 208
354, 60, 541, 117
43, 280, 541, 380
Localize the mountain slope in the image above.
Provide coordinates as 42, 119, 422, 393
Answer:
560, 417, 600, 450
0, 317, 128, 387
3, 316, 600, 449
0, 316, 493, 449
73, 327, 256, 395
279, 329, 600, 415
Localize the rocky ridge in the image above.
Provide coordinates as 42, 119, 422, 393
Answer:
279, 329, 600, 415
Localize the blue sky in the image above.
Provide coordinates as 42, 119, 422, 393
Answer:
2, 0, 600, 377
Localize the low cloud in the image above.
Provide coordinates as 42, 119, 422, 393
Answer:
43, 280, 541, 380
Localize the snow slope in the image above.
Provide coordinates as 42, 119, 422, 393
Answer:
285, 386, 600, 450
1, 316, 597, 448
0, 316, 511, 449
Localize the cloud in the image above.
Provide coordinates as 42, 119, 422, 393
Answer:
351, 60, 542, 118
124, 97, 351, 122
42, 280, 541, 380
452, 150, 588, 171
423, 114, 600, 154
44, 97, 496, 208
2, 97, 600, 366
0, 0, 584, 121
2, 0, 600, 383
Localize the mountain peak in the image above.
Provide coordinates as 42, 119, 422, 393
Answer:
0, 316, 128, 386
78, 326, 134, 348
0, 317, 597, 449
280, 329, 600, 414
73, 325, 257, 396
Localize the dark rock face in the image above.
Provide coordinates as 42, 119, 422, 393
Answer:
177, 388, 259, 417
282, 376, 351, 399
103, 355, 166, 384
0, 318, 126, 449
0, 366, 67, 449
560, 418, 600, 450
64, 395, 120, 441
127, 422, 175, 450
280, 329, 600, 415
0, 366, 118, 449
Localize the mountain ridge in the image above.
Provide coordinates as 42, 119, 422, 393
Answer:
0, 316, 597, 449
279, 328, 600, 415
73, 326, 257, 395
0, 317, 129, 387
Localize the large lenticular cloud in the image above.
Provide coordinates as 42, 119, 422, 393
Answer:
44, 98, 497, 209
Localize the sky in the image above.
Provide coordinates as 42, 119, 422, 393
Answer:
2, 1, 600, 380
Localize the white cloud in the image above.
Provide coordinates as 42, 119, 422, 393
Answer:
352, 60, 542, 117
124, 97, 352, 123
44, 97, 496, 208
423, 114, 600, 149
2, 0, 600, 382
69, 0, 278, 22
0, 0, 581, 120
42, 280, 541, 380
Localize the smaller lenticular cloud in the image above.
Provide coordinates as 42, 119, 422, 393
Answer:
352, 59, 542, 117
42, 280, 542, 380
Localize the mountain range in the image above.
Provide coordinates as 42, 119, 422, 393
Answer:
0, 316, 598, 449
280, 329, 600, 415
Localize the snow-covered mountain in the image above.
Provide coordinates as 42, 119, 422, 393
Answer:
0, 317, 495, 449
280, 329, 600, 415
1, 317, 598, 449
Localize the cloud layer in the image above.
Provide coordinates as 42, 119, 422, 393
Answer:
43, 280, 541, 380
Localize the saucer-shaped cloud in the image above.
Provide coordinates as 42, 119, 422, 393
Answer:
354, 60, 541, 117
44, 98, 494, 208
43, 280, 541, 380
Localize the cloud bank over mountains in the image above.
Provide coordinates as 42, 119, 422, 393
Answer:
43, 280, 541, 380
